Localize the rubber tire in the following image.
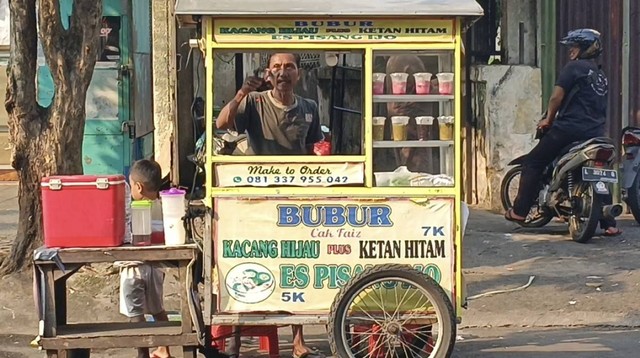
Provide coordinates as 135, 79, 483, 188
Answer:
569, 183, 601, 243
500, 166, 553, 228
627, 174, 640, 224
328, 264, 456, 358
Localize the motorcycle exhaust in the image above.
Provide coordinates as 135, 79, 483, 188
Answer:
602, 204, 623, 219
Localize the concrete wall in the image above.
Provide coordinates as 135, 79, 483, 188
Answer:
151, 0, 176, 178
501, 0, 538, 66
470, 64, 541, 211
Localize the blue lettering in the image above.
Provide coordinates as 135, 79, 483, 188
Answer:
369, 206, 393, 227
294, 21, 373, 27
324, 206, 346, 227
347, 205, 368, 227
301, 205, 322, 227
277, 205, 300, 226
276, 204, 393, 227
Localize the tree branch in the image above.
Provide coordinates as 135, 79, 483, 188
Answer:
5, 0, 39, 114
69, 0, 102, 86
38, 0, 67, 82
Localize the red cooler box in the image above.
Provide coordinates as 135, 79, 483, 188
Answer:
41, 175, 126, 248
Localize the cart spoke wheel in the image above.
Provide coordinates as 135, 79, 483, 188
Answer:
328, 264, 455, 358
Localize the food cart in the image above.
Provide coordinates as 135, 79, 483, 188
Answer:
175, 0, 483, 356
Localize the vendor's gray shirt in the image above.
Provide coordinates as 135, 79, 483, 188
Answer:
235, 90, 323, 155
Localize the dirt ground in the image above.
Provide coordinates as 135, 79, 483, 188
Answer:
1, 181, 640, 357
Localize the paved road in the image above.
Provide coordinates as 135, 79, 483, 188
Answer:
2, 327, 640, 357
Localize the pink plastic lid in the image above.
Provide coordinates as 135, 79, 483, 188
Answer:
160, 187, 186, 196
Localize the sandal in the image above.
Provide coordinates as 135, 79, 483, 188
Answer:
603, 227, 623, 237
504, 208, 527, 224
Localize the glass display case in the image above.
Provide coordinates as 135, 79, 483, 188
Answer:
371, 50, 455, 187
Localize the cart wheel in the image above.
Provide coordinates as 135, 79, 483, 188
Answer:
328, 264, 456, 358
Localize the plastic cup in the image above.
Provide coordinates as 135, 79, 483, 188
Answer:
159, 188, 187, 246
414, 73, 432, 94
373, 117, 386, 141
390, 73, 409, 94
436, 73, 454, 94
373, 73, 386, 95
415, 116, 434, 141
391, 116, 410, 141
438, 116, 454, 140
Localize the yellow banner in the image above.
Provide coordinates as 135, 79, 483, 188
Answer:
215, 162, 364, 187
214, 197, 455, 313
213, 18, 455, 43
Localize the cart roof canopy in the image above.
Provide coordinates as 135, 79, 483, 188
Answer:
175, 0, 484, 17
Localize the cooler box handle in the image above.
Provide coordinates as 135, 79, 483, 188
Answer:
96, 178, 110, 190
48, 179, 62, 191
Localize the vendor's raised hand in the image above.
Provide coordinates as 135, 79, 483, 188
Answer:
239, 76, 264, 96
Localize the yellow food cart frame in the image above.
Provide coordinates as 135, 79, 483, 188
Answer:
176, 0, 483, 355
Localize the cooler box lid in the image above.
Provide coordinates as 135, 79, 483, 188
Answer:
41, 175, 126, 190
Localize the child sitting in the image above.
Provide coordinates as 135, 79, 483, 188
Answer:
115, 159, 170, 358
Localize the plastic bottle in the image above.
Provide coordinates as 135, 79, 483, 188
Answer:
159, 188, 187, 246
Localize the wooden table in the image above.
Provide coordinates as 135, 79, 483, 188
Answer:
33, 244, 201, 358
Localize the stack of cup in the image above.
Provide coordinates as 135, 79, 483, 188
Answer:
415, 116, 435, 140
436, 73, 454, 94
414, 73, 432, 94
391, 116, 410, 141
373, 73, 386, 95
159, 188, 187, 246
373, 117, 386, 141
438, 116, 455, 140
390, 73, 409, 94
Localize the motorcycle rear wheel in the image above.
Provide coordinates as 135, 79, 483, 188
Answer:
569, 183, 601, 243
500, 166, 553, 228
626, 174, 640, 224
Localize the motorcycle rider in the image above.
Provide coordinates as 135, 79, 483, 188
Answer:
505, 28, 621, 236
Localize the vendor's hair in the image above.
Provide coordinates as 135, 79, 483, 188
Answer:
130, 159, 162, 193
267, 53, 301, 68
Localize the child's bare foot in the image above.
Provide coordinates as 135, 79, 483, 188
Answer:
150, 347, 171, 358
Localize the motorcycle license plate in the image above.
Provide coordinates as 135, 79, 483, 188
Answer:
582, 167, 618, 183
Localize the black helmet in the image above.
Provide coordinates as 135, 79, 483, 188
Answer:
560, 28, 602, 59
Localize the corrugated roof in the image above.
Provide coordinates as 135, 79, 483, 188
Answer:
175, 0, 484, 17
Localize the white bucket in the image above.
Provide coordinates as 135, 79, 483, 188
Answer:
159, 188, 187, 246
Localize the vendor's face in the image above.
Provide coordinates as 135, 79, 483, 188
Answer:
569, 46, 580, 60
266, 53, 299, 91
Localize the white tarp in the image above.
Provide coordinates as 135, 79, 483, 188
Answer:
175, 0, 483, 17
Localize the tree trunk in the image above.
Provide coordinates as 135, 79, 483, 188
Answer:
0, 0, 102, 274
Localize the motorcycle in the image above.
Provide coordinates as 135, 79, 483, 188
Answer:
501, 134, 623, 243
620, 126, 640, 223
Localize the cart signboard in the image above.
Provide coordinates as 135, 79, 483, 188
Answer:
215, 162, 365, 187
212, 18, 455, 43
214, 197, 455, 313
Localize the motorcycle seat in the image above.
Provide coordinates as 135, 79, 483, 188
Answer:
558, 137, 614, 158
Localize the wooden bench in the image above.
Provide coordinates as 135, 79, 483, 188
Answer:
33, 244, 201, 358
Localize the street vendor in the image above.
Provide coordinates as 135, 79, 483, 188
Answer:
215, 52, 326, 358
216, 52, 324, 156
